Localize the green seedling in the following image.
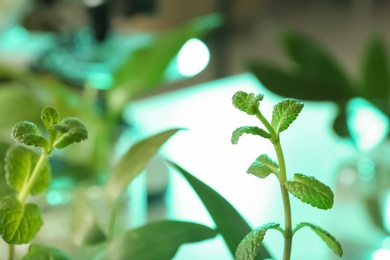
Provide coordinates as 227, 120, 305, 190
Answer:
231, 91, 343, 260
0, 107, 88, 259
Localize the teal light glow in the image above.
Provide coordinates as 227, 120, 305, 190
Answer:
46, 190, 71, 206
87, 72, 113, 90
177, 38, 210, 77
347, 98, 389, 151
1, 26, 28, 49
357, 158, 375, 181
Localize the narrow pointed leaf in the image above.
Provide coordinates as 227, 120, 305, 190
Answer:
168, 161, 272, 259
105, 128, 181, 203
5, 145, 50, 195
232, 91, 263, 115
231, 126, 271, 144
22, 244, 70, 260
108, 220, 217, 260
286, 173, 334, 210
0, 196, 43, 244
12, 121, 48, 149
294, 222, 343, 257
271, 99, 303, 133
235, 222, 280, 260
53, 117, 88, 149
247, 154, 278, 179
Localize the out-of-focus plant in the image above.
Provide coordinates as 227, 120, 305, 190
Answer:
248, 30, 390, 144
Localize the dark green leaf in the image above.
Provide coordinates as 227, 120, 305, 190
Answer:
271, 99, 303, 133
247, 154, 278, 179
168, 162, 272, 259
360, 36, 390, 101
0, 196, 43, 244
232, 91, 264, 115
231, 126, 271, 144
53, 117, 88, 149
108, 220, 217, 260
5, 145, 50, 195
12, 121, 48, 149
41, 107, 61, 129
286, 173, 334, 210
104, 128, 181, 203
22, 244, 70, 260
235, 222, 280, 260
294, 222, 343, 257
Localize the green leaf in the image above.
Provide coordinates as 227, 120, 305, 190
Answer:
0, 196, 43, 244
12, 121, 48, 149
108, 220, 217, 260
247, 154, 279, 179
231, 127, 271, 144
70, 191, 106, 246
41, 107, 61, 129
235, 222, 280, 260
294, 222, 343, 257
53, 117, 88, 149
360, 36, 390, 102
5, 145, 51, 195
232, 91, 263, 115
285, 173, 334, 210
104, 128, 181, 203
271, 99, 303, 133
168, 162, 272, 259
22, 244, 70, 260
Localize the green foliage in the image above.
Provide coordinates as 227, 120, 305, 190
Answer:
286, 174, 334, 210
293, 222, 343, 257
12, 121, 48, 149
41, 107, 61, 129
53, 117, 88, 149
231, 126, 271, 144
21, 244, 70, 260
235, 222, 280, 260
247, 154, 279, 179
107, 220, 217, 260
168, 161, 272, 259
232, 91, 342, 258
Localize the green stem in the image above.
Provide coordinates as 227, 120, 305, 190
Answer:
17, 151, 49, 202
8, 244, 14, 260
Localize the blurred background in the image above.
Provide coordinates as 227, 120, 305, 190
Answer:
1, 0, 390, 259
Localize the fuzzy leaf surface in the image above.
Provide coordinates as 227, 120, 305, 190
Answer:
12, 121, 48, 149
294, 222, 343, 257
22, 244, 70, 260
108, 220, 217, 260
168, 162, 272, 259
0, 196, 43, 244
41, 107, 61, 129
232, 91, 264, 115
53, 117, 88, 149
286, 173, 334, 210
105, 128, 181, 203
5, 145, 50, 195
231, 126, 271, 144
235, 222, 280, 260
271, 99, 303, 133
247, 154, 279, 179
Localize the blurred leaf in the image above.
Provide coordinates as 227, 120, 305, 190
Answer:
332, 102, 350, 138
271, 99, 303, 133
53, 117, 88, 149
41, 107, 61, 129
235, 222, 280, 260
360, 36, 390, 102
0, 142, 12, 196
104, 128, 181, 203
168, 162, 272, 259
22, 244, 70, 260
247, 154, 278, 179
231, 126, 271, 144
108, 220, 217, 260
232, 91, 264, 115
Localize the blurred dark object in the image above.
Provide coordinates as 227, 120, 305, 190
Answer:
86, 1, 110, 42
119, 0, 156, 16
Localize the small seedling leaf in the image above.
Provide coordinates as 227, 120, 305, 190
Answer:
271, 99, 303, 133
41, 107, 61, 129
108, 220, 217, 260
247, 154, 279, 179
286, 173, 334, 210
0, 196, 43, 244
53, 117, 88, 149
231, 126, 271, 144
294, 222, 343, 257
235, 222, 280, 260
22, 244, 70, 260
4, 145, 50, 195
232, 91, 264, 115
11, 121, 48, 149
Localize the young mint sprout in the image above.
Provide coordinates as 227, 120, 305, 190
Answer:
232, 91, 342, 260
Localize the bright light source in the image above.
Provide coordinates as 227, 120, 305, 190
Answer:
373, 249, 390, 260
177, 38, 210, 77
347, 98, 389, 151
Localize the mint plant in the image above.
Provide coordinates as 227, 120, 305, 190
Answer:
0, 107, 87, 259
231, 91, 343, 259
